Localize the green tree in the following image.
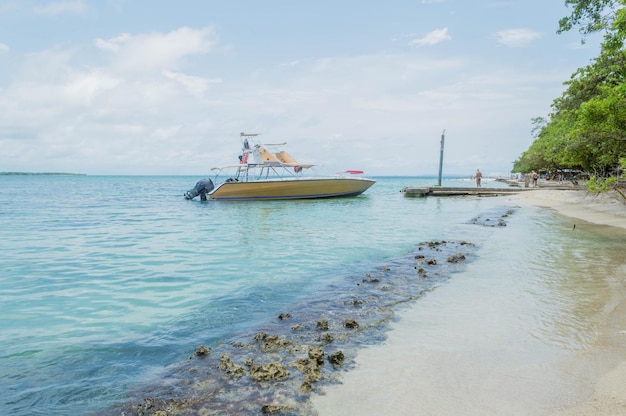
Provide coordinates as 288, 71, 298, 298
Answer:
515, 0, 626, 182
558, 0, 619, 38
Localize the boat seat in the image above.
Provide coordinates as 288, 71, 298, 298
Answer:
256, 146, 281, 164
275, 151, 314, 168
275, 151, 298, 164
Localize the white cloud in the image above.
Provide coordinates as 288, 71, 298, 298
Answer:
409, 28, 451, 47
163, 70, 222, 96
62, 70, 120, 104
33, 0, 87, 15
95, 27, 218, 72
0, 43, 9, 53
494, 28, 542, 47
95, 33, 131, 52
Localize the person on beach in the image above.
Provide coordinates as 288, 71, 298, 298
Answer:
475, 169, 483, 187
532, 170, 538, 187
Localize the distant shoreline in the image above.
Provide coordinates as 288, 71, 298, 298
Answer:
0, 172, 86, 176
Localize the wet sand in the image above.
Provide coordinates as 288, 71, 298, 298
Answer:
513, 189, 626, 416
312, 188, 626, 416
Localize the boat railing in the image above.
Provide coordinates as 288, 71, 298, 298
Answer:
211, 162, 313, 183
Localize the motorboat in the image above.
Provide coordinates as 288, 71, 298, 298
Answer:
185, 133, 375, 201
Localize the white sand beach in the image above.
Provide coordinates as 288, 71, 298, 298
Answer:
514, 188, 626, 230
312, 188, 626, 416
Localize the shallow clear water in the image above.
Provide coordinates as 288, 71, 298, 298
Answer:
1, 175, 623, 415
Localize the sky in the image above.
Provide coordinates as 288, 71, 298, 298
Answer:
0, 0, 603, 177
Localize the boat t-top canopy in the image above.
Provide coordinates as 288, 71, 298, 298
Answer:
240, 132, 286, 147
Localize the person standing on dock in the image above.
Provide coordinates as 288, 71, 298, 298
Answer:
475, 169, 483, 187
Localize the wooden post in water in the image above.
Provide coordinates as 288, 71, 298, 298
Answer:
437, 129, 445, 187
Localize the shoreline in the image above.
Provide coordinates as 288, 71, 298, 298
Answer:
512, 188, 626, 230
312, 188, 626, 416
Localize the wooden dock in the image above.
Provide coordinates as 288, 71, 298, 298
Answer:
402, 186, 532, 197
402, 177, 583, 197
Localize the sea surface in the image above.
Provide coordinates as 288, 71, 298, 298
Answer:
1, 175, 624, 415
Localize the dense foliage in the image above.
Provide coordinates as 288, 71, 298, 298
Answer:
513, 0, 626, 182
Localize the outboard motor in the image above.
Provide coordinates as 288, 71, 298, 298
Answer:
184, 178, 214, 201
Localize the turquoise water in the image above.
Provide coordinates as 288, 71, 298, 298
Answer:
1, 175, 623, 415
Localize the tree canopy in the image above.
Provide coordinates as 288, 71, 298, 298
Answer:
513, 0, 626, 177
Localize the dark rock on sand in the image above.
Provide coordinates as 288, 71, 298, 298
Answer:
344, 319, 359, 329
262, 404, 295, 414
190, 345, 211, 359
308, 346, 324, 365
292, 358, 322, 383
254, 332, 294, 352
319, 332, 334, 344
249, 362, 290, 381
328, 351, 345, 368
316, 319, 329, 330
416, 267, 428, 277
447, 253, 466, 263
218, 354, 245, 378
